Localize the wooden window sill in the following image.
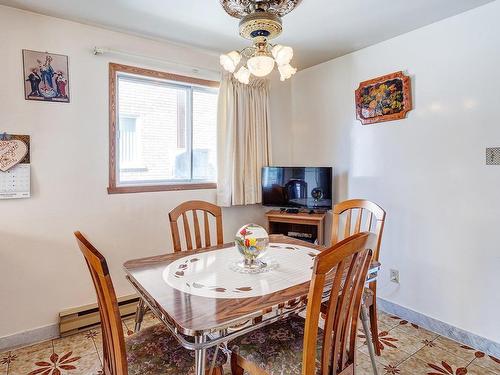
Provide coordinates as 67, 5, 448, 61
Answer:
107, 183, 217, 194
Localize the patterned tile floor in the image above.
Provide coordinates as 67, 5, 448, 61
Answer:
1, 311, 498, 374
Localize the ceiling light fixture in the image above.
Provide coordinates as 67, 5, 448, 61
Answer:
219, 0, 301, 83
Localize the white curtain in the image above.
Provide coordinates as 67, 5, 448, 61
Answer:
217, 74, 272, 207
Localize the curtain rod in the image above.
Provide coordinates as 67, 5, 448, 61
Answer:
92, 47, 220, 75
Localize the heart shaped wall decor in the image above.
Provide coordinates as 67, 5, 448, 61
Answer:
0, 140, 29, 172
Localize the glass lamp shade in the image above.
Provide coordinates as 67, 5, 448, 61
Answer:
247, 54, 275, 77
234, 66, 251, 84
220, 51, 241, 73
278, 63, 297, 81
271, 45, 294, 66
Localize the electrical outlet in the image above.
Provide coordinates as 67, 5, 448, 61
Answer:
390, 269, 400, 284
486, 147, 500, 165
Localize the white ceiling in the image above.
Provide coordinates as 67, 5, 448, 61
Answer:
0, 0, 493, 68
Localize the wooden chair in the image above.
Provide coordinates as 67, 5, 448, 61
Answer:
331, 199, 386, 356
169, 200, 224, 252
230, 232, 376, 375
134, 200, 224, 332
74, 231, 226, 375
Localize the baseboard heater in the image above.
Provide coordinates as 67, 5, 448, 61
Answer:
59, 294, 139, 337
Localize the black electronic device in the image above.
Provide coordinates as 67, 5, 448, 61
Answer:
262, 167, 333, 209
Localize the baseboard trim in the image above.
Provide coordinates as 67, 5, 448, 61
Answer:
377, 297, 500, 358
0, 323, 59, 353
2, 299, 498, 358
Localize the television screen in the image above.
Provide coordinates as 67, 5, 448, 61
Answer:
262, 167, 333, 209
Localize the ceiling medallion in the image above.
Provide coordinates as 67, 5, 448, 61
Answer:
219, 0, 301, 83
220, 0, 302, 19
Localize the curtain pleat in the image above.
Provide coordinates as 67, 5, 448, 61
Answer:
217, 74, 272, 207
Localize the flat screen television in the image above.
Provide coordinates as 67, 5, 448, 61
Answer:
262, 166, 333, 209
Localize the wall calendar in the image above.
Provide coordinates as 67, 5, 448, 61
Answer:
0, 134, 31, 199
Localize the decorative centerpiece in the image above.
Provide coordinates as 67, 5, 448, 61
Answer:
233, 224, 271, 272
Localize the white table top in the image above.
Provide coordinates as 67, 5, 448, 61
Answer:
162, 242, 320, 299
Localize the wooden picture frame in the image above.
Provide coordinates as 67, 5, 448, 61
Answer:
355, 71, 412, 125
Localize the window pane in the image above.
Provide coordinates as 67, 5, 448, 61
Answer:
119, 117, 140, 167
192, 89, 218, 180
117, 76, 189, 183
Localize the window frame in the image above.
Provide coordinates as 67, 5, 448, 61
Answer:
108, 63, 219, 194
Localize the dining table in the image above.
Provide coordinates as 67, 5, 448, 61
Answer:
123, 234, 380, 375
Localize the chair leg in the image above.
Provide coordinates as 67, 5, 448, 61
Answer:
369, 284, 381, 356
134, 298, 146, 333
231, 353, 245, 375
361, 304, 379, 375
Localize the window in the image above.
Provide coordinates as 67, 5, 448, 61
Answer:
108, 63, 219, 194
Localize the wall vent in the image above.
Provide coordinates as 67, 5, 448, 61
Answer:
486, 147, 500, 165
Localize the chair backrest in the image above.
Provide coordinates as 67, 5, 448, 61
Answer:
331, 199, 386, 261
169, 200, 224, 252
74, 232, 127, 375
303, 232, 376, 375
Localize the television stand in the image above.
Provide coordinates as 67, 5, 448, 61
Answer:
266, 209, 327, 245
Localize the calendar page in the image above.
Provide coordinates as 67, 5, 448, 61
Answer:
0, 163, 31, 199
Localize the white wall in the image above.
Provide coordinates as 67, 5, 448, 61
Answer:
0, 6, 266, 340
289, 1, 500, 342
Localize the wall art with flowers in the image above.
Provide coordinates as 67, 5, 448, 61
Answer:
355, 71, 412, 125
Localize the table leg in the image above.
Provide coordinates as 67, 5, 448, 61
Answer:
134, 298, 146, 333
195, 334, 207, 375
361, 304, 379, 375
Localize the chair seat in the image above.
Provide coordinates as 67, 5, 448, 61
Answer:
126, 323, 226, 375
230, 315, 323, 375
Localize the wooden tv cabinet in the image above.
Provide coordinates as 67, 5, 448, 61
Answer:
265, 210, 327, 245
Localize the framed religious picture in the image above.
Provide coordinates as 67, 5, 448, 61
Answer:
22, 49, 70, 103
355, 71, 412, 125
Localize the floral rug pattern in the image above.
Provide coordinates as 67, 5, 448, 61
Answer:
1, 311, 498, 375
